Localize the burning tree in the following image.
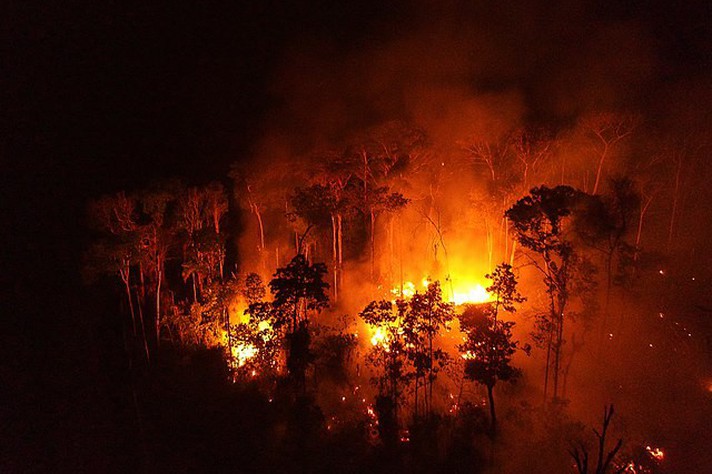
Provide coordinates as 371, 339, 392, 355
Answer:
359, 299, 410, 445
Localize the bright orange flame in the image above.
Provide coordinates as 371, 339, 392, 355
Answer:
390, 281, 416, 299
451, 282, 491, 305
231, 342, 258, 367
370, 327, 390, 349
391, 276, 492, 305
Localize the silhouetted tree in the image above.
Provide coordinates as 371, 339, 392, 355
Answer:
460, 314, 520, 437
506, 185, 583, 401
485, 262, 526, 322
360, 299, 410, 439
269, 254, 329, 393
569, 405, 624, 474
459, 264, 527, 435
401, 281, 454, 419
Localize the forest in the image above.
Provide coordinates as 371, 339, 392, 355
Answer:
4, 1, 712, 473
83, 116, 710, 473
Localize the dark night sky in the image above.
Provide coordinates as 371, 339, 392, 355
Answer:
1, 1, 710, 468
4, 1, 710, 197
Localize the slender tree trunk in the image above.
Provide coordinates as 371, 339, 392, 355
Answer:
634, 195, 653, 263
485, 219, 493, 270
225, 307, 232, 364
592, 143, 609, 195
337, 213, 343, 288
136, 288, 150, 362
487, 384, 497, 436
253, 204, 266, 251
370, 210, 376, 281
155, 266, 162, 348
414, 375, 419, 422
553, 297, 566, 400
121, 267, 137, 336
388, 217, 394, 282
668, 157, 683, 250
331, 214, 338, 301
544, 332, 551, 402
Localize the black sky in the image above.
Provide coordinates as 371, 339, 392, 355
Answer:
4, 1, 710, 196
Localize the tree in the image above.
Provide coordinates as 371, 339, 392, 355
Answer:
582, 113, 638, 195
138, 182, 181, 349
290, 183, 345, 299
359, 299, 410, 441
269, 254, 329, 332
86, 192, 151, 361
485, 263, 526, 322
573, 178, 638, 341
506, 185, 583, 401
460, 310, 520, 436
459, 264, 527, 435
401, 281, 454, 419
569, 405, 624, 474
269, 254, 329, 393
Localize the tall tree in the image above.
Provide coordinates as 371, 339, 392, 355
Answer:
86, 192, 150, 361
506, 185, 583, 401
400, 281, 454, 419
269, 254, 329, 393
459, 307, 522, 436
459, 264, 527, 435
138, 181, 182, 349
582, 112, 638, 195
359, 299, 410, 443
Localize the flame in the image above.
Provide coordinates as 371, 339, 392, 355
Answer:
451, 282, 491, 305
391, 281, 416, 299
370, 327, 388, 347
391, 276, 492, 305
231, 342, 258, 367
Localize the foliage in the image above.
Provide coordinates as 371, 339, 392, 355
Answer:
486, 262, 526, 319
270, 254, 329, 330
506, 185, 585, 400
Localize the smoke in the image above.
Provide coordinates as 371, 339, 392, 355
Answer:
225, 2, 712, 470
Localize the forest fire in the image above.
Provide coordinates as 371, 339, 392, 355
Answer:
230, 341, 258, 368
9, 0, 712, 471
392, 277, 492, 305
83, 121, 711, 471
69, 3, 712, 472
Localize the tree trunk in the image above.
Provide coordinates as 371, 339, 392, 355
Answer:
485, 219, 493, 270
136, 289, 150, 362
121, 267, 137, 336
635, 195, 653, 257
668, 157, 683, 250
331, 214, 338, 302
487, 384, 497, 436
592, 143, 609, 195
337, 213, 343, 289
543, 339, 551, 402
155, 266, 162, 348
370, 210, 376, 281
